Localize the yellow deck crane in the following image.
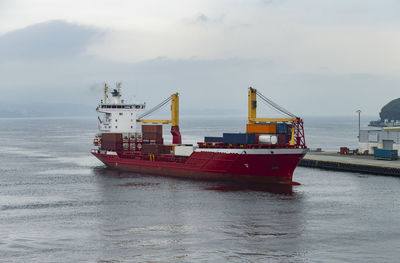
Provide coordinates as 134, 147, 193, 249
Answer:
248, 87, 305, 147
136, 93, 181, 144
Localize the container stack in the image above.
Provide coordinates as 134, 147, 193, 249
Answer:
247, 123, 291, 145
203, 122, 292, 146
140, 125, 172, 155
142, 125, 164, 144
101, 133, 123, 151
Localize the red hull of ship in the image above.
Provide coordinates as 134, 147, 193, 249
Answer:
92, 149, 306, 184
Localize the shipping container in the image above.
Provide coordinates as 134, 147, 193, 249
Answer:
142, 125, 163, 134
204, 136, 224, 143
101, 133, 123, 151
223, 133, 256, 144
374, 149, 398, 160
142, 132, 163, 141
277, 134, 288, 145
246, 124, 276, 134
141, 144, 159, 154
174, 145, 194, 156
161, 145, 173, 154
276, 123, 288, 134
247, 133, 256, 144
141, 144, 173, 155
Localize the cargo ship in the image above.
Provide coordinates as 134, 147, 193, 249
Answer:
91, 84, 308, 184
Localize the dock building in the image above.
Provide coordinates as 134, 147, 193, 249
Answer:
359, 127, 400, 156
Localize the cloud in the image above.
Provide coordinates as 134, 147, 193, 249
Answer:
0, 14, 399, 117
0, 20, 101, 60
185, 13, 226, 25
259, 0, 286, 5
196, 13, 208, 24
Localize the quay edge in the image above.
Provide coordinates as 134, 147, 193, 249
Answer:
299, 152, 400, 177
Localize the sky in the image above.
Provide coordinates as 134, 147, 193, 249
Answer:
0, 0, 399, 117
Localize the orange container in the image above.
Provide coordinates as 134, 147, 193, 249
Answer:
246, 124, 277, 134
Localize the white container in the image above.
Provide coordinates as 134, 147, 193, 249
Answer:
258, 135, 278, 145
174, 145, 194, 156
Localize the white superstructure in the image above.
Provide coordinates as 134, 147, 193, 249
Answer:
96, 83, 145, 133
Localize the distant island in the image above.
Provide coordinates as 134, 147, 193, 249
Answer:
370, 98, 400, 127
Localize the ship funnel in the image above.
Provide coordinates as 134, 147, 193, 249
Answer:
111, 83, 122, 103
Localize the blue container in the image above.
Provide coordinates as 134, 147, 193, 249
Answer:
374, 149, 398, 160
223, 133, 256, 144
204, 136, 223, 143
246, 133, 256, 144
223, 133, 246, 144
276, 123, 288, 134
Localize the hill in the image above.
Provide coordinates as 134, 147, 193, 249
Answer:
380, 98, 400, 121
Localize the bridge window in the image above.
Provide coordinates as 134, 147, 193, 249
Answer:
119, 113, 123, 116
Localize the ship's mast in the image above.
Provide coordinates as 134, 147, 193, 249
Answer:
116, 82, 121, 104
104, 84, 108, 103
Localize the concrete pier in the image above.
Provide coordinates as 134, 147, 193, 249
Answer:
299, 151, 400, 176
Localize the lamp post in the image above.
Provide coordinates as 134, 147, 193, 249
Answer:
356, 110, 361, 141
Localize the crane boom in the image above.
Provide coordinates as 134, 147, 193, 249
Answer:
248, 87, 305, 147
137, 93, 181, 144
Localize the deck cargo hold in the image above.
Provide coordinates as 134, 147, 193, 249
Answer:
92, 85, 308, 185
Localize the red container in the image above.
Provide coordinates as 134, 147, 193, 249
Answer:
160, 145, 173, 154
141, 144, 171, 154
277, 134, 287, 145
142, 125, 163, 134
340, 147, 349, 155
101, 133, 122, 151
142, 144, 159, 154
143, 132, 163, 141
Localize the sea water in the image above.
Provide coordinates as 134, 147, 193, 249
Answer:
0, 116, 399, 262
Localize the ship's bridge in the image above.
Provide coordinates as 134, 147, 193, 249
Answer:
97, 104, 145, 110
97, 83, 146, 133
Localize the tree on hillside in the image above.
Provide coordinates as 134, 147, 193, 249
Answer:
380, 98, 400, 121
